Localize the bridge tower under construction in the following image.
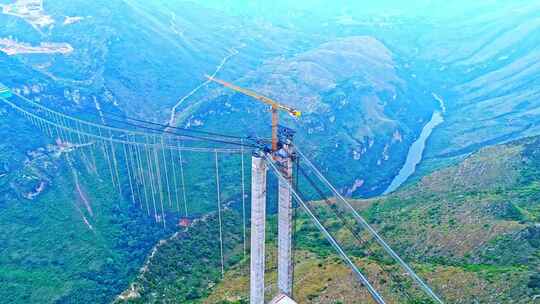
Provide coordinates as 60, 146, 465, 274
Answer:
204, 76, 301, 303
1, 80, 445, 304
250, 127, 296, 304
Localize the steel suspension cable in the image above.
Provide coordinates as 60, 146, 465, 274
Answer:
94, 107, 246, 140
1, 97, 244, 154
169, 145, 181, 213
98, 128, 117, 190
144, 137, 159, 222
240, 139, 247, 258
178, 146, 188, 217
152, 143, 167, 228
135, 141, 151, 216
108, 131, 123, 197
73, 103, 252, 146
79, 108, 252, 147
297, 164, 413, 301
83, 124, 98, 174
74, 121, 91, 171
122, 142, 137, 206
294, 146, 444, 304
8, 94, 253, 150
160, 137, 174, 209
127, 135, 144, 210
61, 115, 75, 143
264, 154, 386, 304
215, 150, 225, 278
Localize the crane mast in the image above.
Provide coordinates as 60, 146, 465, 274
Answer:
206, 75, 300, 301
205, 75, 301, 151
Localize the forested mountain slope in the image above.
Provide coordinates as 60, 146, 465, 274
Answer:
1, 1, 540, 303
199, 135, 540, 303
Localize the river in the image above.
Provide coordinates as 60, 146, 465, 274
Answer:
383, 94, 445, 195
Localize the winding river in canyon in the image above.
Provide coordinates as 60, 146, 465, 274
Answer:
383, 94, 445, 195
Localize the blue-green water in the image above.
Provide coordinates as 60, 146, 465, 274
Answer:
383, 110, 444, 195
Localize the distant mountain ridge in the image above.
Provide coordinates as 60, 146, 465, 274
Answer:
1, 1, 540, 303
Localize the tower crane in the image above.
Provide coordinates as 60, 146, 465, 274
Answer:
205, 75, 301, 152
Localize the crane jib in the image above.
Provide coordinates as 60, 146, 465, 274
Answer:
205, 75, 301, 151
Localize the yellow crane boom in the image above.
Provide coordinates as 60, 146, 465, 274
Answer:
205, 75, 301, 151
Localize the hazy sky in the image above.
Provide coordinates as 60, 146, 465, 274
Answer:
189, 0, 516, 18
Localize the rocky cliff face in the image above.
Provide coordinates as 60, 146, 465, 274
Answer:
410, 2, 540, 172
192, 35, 435, 197
1, 1, 540, 303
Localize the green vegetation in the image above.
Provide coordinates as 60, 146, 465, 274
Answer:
196, 136, 540, 303
355, 137, 540, 302
117, 209, 245, 303
0, 109, 174, 303
1, 1, 540, 303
